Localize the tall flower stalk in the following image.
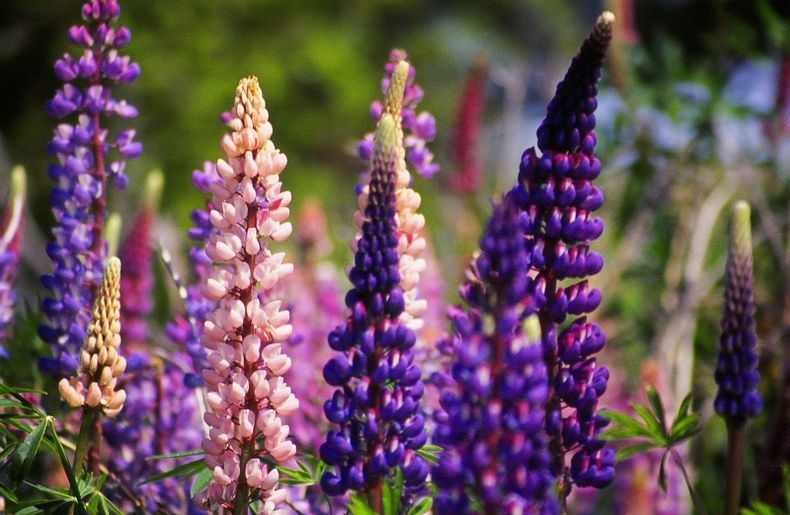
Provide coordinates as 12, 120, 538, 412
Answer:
199, 76, 298, 514
58, 256, 126, 476
715, 201, 761, 515
320, 61, 429, 509
432, 197, 556, 513
0, 166, 26, 357
508, 12, 616, 504
40, 0, 140, 377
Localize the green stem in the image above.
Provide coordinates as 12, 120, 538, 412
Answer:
368, 483, 383, 513
72, 408, 99, 478
725, 420, 745, 515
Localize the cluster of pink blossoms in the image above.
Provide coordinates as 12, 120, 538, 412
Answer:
199, 76, 299, 513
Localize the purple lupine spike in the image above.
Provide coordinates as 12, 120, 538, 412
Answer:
432, 197, 557, 513
165, 161, 220, 386
508, 12, 616, 497
358, 49, 439, 180
320, 94, 428, 507
714, 201, 761, 420
40, 0, 140, 377
0, 167, 26, 357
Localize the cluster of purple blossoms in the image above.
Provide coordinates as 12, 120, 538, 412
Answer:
358, 49, 439, 180
0, 167, 26, 357
507, 12, 616, 492
714, 201, 762, 421
39, 0, 141, 376
320, 71, 429, 502
166, 161, 221, 386
432, 198, 557, 513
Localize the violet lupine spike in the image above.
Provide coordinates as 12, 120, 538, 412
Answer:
319, 111, 429, 506
165, 160, 221, 387
432, 197, 557, 514
508, 12, 616, 494
0, 166, 26, 357
199, 76, 298, 513
358, 49, 439, 180
39, 0, 141, 377
714, 201, 762, 420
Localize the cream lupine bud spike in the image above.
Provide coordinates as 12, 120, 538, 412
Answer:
58, 257, 127, 417
353, 61, 428, 331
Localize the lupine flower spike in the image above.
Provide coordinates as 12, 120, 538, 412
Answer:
716, 201, 761, 515
432, 197, 557, 513
58, 256, 125, 475
199, 76, 298, 514
0, 166, 26, 357
449, 57, 487, 195
508, 11, 616, 502
40, 0, 141, 377
320, 61, 429, 509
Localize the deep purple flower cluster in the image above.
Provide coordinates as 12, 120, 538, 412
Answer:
39, 0, 141, 376
358, 49, 439, 180
165, 161, 220, 386
103, 353, 202, 512
714, 201, 762, 420
0, 167, 25, 358
432, 198, 557, 513
508, 12, 615, 491
320, 114, 429, 501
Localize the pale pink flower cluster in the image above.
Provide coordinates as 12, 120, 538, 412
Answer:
199, 76, 298, 514
354, 61, 428, 332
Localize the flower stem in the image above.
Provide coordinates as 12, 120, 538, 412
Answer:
725, 420, 745, 515
72, 407, 100, 477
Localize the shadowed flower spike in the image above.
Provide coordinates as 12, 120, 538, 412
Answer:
0, 166, 26, 357
508, 11, 616, 498
714, 201, 761, 420
40, 0, 140, 377
199, 76, 298, 514
433, 197, 557, 513
58, 256, 127, 417
449, 57, 487, 195
320, 108, 429, 506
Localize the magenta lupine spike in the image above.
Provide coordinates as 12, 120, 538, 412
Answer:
39, 0, 140, 377
358, 49, 439, 180
449, 58, 487, 195
0, 166, 26, 357
508, 12, 616, 498
199, 77, 298, 513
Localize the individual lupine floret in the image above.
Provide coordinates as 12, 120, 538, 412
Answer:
40, 0, 141, 377
358, 49, 439, 179
0, 166, 26, 357
714, 201, 761, 420
58, 256, 127, 417
507, 12, 616, 496
432, 198, 557, 513
319, 112, 429, 507
199, 76, 298, 514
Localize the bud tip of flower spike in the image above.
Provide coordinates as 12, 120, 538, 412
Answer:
376, 114, 398, 154
386, 61, 410, 115
10, 165, 26, 199
105, 213, 123, 258
592, 11, 615, 47
732, 200, 752, 252
144, 168, 165, 211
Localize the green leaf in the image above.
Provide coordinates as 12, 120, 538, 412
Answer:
146, 449, 203, 461
669, 413, 702, 444
190, 467, 213, 498
138, 457, 206, 485
347, 493, 376, 515
95, 493, 124, 515
14, 506, 45, 514
599, 410, 657, 440
45, 417, 83, 508
616, 442, 659, 461
382, 469, 403, 515
646, 387, 667, 436
407, 496, 433, 515
632, 404, 666, 442
658, 451, 669, 493
23, 481, 76, 500
9, 419, 46, 483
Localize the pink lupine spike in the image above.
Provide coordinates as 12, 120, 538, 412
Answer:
199, 76, 298, 514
